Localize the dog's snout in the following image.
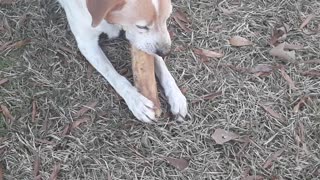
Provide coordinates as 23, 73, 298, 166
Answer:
156, 44, 171, 58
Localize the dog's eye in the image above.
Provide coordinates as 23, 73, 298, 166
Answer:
136, 25, 149, 30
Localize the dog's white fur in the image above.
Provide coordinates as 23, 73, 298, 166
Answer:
57, 0, 187, 122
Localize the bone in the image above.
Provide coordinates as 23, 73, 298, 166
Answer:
131, 46, 162, 118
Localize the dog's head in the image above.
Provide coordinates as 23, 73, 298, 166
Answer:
87, 0, 172, 57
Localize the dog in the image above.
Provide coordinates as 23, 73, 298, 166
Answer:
57, 0, 187, 122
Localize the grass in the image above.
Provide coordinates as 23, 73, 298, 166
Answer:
1, 0, 320, 179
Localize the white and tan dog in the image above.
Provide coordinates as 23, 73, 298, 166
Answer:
57, 0, 187, 122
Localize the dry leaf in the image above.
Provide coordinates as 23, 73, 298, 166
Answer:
270, 25, 288, 45
173, 10, 190, 23
180, 87, 188, 95
71, 117, 90, 129
270, 43, 296, 62
192, 91, 223, 103
280, 67, 297, 90
0, 0, 15, 4
193, 48, 224, 59
60, 124, 71, 136
245, 175, 264, 180
107, 172, 112, 180
284, 43, 304, 50
1, 39, 31, 52
300, 14, 315, 30
87, 65, 94, 79
0, 79, 8, 86
229, 36, 253, 47
0, 104, 14, 123
296, 122, 309, 154
251, 64, 274, 73
33, 155, 41, 179
0, 164, 3, 180
259, 104, 283, 121
212, 128, 239, 144
9, 39, 31, 49
263, 148, 285, 169
172, 10, 191, 32
49, 163, 60, 180
75, 100, 98, 117
32, 100, 37, 123
293, 96, 311, 113
300, 70, 320, 77
164, 157, 189, 171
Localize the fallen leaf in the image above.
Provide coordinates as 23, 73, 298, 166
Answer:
1, 39, 31, 52
229, 36, 253, 47
180, 87, 188, 95
164, 157, 189, 171
75, 100, 98, 117
173, 10, 190, 23
71, 117, 90, 129
212, 128, 239, 144
9, 39, 31, 49
0, 104, 14, 123
251, 64, 274, 75
0, 41, 12, 52
33, 155, 41, 179
293, 96, 311, 113
193, 48, 224, 59
300, 14, 315, 30
263, 148, 285, 169
300, 70, 320, 77
60, 124, 71, 136
192, 91, 223, 103
87, 65, 94, 79
107, 172, 112, 180
32, 100, 37, 123
0, 0, 15, 4
300, 59, 320, 64
259, 104, 283, 122
270, 24, 289, 45
280, 67, 297, 90
270, 43, 296, 62
245, 175, 264, 180
172, 10, 191, 32
49, 164, 60, 180
295, 122, 309, 154
0, 79, 8, 86
284, 43, 304, 50
0, 164, 3, 180
271, 176, 281, 180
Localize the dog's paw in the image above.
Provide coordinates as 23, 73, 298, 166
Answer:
124, 89, 156, 123
166, 87, 188, 121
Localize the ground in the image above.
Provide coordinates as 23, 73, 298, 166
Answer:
0, 0, 320, 179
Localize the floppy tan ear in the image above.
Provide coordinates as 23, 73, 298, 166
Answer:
86, 0, 125, 27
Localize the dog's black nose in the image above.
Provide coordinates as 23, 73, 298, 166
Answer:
156, 46, 171, 59
156, 50, 168, 59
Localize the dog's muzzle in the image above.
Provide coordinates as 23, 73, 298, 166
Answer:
155, 44, 171, 58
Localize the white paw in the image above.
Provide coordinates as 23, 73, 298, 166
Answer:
124, 89, 156, 123
166, 87, 188, 121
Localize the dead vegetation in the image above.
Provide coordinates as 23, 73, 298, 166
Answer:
1, 0, 320, 179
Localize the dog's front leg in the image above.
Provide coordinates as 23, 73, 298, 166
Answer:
154, 56, 188, 120
75, 34, 156, 123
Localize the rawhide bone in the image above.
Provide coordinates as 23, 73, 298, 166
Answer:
131, 46, 162, 118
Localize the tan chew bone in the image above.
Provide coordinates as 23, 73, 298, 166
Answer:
131, 46, 162, 118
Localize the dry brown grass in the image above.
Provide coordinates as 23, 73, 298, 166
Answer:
1, 0, 320, 179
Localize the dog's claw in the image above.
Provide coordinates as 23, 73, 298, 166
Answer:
166, 87, 188, 121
